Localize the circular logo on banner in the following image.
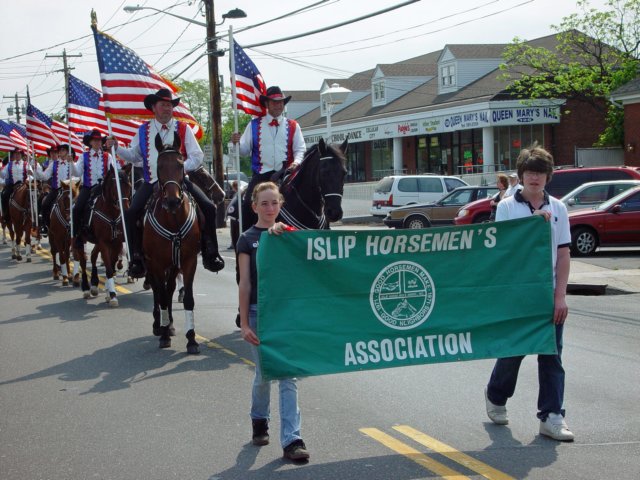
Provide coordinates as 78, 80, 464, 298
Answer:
370, 261, 435, 330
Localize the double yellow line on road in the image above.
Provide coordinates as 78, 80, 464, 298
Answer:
361, 425, 514, 480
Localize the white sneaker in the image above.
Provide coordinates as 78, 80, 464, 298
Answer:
485, 387, 508, 425
540, 413, 575, 441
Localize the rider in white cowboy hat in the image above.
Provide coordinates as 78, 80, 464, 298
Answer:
1, 146, 33, 223
105, 88, 224, 277
36, 144, 74, 236
230, 86, 306, 231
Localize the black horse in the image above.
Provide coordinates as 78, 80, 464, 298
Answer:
277, 137, 348, 229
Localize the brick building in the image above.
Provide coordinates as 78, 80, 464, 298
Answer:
611, 78, 640, 167
288, 32, 608, 183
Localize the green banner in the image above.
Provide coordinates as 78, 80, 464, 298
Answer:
257, 217, 555, 380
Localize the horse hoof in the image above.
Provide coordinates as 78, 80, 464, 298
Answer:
186, 343, 200, 355
26, 257, 32, 263
53, 274, 60, 280
62, 279, 69, 287
159, 338, 171, 349
169, 325, 176, 337
83, 291, 91, 299
143, 280, 151, 290
11, 254, 16, 259
73, 280, 80, 288
109, 298, 119, 308
127, 276, 134, 284
90, 287, 99, 297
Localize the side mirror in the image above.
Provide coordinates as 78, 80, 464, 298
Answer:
611, 204, 621, 214
567, 198, 576, 206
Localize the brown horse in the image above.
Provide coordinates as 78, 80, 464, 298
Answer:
0, 188, 11, 246
8, 180, 42, 262
144, 134, 201, 354
74, 163, 132, 306
49, 180, 81, 286
188, 165, 226, 206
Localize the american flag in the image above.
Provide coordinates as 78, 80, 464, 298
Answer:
0, 120, 19, 151
232, 41, 266, 117
68, 75, 141, 146
0, 120, 29, 152
26, 104, 82, 158
92, 27, 203, 138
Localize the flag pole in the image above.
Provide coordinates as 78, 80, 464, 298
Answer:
229, 26, 243, 233
106, 117, 131, 262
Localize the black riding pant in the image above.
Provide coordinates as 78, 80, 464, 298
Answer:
41, 187, 59, 227
124, 178, 219, 257
241, 171, 275, 232
72, 186, 92, 236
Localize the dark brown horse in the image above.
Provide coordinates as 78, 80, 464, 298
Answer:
74, 163, 132, 306
8, 180, 42, 262
49, 180, 81, 286
145, 134, 201, 354
188, 165, 225, 206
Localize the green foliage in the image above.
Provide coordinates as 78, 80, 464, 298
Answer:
499, 0, 640, 147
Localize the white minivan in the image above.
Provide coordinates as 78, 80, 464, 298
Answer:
370, 174, 469, 217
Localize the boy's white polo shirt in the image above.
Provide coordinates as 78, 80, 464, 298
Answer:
496, 190, 571, 285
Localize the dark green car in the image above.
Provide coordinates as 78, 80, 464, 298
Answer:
383, 186, 500, 229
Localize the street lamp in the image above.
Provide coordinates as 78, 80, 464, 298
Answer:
321, 83, 351, 143
124, 2, 247, 226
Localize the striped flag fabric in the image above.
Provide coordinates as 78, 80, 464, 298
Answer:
68, 75, 141, 146
91, 27, 203, 138
26, 103, 60, 154
52, 120, 83, 157
232, 40, 266, 117
0, 120, 19, 151
0, 120, 29, 152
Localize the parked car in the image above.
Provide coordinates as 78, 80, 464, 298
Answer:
569, 186, 640, 255
454, 196, 494, 225
560, 180, 640, 211
370, 174, 468, 217
384, 186, 499, 229
545, 166, 640, 198
223, 171, 249, 198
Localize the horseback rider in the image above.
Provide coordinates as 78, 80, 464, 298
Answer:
105, 88, 224, 277
1, 147, 32, 223
37, 145, 73, 237
71, 131, 116, 249
230, 86, 306, 231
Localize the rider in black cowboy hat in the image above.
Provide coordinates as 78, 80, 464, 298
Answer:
105, 88, 224, 277
230, 86, 306, 231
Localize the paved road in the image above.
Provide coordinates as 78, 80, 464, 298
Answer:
1, 232, 639, 480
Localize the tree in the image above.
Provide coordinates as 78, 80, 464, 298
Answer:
499, 0, 640, 146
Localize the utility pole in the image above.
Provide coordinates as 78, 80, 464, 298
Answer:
204, 0, 226, 227
46, 49, 82, 119
3, 93, 28, 124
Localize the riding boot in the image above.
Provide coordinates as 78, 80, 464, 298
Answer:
128, 223, 147, 278
201, 231, 225, 273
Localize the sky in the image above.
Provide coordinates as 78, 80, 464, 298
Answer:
0, 0, 611, 120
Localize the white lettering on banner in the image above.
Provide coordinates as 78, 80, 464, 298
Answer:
304, 228, 498, 262
307, 235, 357, 260
344, 332, 473, 366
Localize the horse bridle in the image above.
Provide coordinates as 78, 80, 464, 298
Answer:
158, 149, 185, 208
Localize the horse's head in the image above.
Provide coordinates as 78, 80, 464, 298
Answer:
155, 133, 185, 212
103, 163, 132, 210
317, 137, 348, 222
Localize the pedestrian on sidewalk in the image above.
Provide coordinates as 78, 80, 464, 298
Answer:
484, 144, 575, 442
237, 181, 310, 462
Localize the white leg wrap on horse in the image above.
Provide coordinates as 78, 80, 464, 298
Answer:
27, 244, 32, 256
73, 261, 79, 276
160, 309, 170, 327
177, 273, 184, 289
61, 263, 68, 276
106, 277, 115, 293
184, 310, 194, 332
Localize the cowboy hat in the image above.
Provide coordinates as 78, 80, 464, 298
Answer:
259, 86, 291, 107
57, 143, 75, 158
144, 88, 180, 111
46, 145, 59, 156
83, 128, 107, 147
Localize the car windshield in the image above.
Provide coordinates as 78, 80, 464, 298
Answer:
595, 188, 639, 211
441, 189, 473, 205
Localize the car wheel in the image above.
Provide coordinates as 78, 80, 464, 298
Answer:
404, 215, 429, 229
473, 213, 490, 223
571, 227, 598, 256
